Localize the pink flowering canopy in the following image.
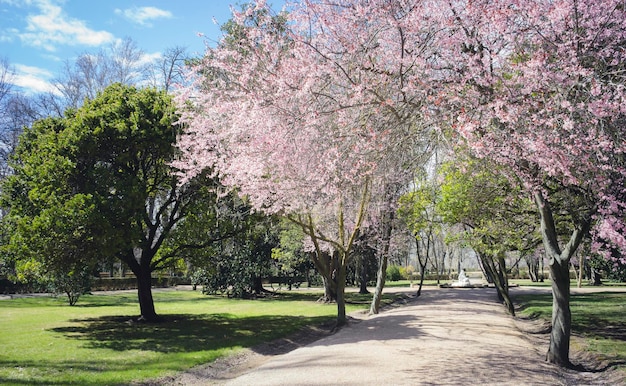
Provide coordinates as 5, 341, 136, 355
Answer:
173, 0, 437, 248
439, 0, 626, 263
174, 0, 625, 264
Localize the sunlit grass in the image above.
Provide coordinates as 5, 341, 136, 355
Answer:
0, 288, 394, 385
514, 291, 626, 375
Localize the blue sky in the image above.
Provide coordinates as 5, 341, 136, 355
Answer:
1, 0, 284, 95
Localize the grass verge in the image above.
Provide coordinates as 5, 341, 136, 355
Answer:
0, 288, 401, 385
514, 291, 626, 375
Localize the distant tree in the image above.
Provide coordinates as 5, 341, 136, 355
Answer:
1, 116, 108, 304
2, 84, 216, 319
0, 59, 44, 181
397, 173, 444, 295
437, 156, 539, 315
53, 37, 150, 110
173, 192, 279, 298
150, 46, 190, 93
0, 58, 12, 107
271, 219, 316, 289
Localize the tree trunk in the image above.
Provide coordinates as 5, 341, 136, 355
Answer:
479, 251, 514, 315
321, 276, 337, 302
534, 191, 590, 367
358, 253, 370, 294
136, 267, 159, 322
546, 257, 571, 367
415, 237, 428, 297
369, 211, 394, 315
496, 254, 514, 315
251, 275, 264, 294
369, 253, 388, 315
590, 268, 602, 286
577, 252, 584, 289
525, 255, 539, 282
335, 262, 348, 326
123, 249, 159, 323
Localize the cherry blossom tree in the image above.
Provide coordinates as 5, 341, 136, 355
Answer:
174, 0, 437, 324
441, 0, 626, 366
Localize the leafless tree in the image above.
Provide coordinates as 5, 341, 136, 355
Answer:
53, 37, 150, 109
149, 46, 190, 92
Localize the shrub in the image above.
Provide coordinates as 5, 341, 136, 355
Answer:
386, 265, 405, 281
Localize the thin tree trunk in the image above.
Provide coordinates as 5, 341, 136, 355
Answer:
577, 252, 584, 289
415, 236, 429, 297
369, 253, 388, 315
369, 211, 394, 315
496, 254, 514, 315
335, 262, 348, 326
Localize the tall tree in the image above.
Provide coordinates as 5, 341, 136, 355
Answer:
440, 0, 626, 366
174, 0, 434, 325
2, 84, 215, 320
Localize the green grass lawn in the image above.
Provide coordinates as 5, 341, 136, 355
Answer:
0, 288, 396, 385
514, 290, 626, 374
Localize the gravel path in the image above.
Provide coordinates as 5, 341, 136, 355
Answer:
152, 286, 624, 386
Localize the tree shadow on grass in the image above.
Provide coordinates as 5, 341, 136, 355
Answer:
51, 313, 331, 353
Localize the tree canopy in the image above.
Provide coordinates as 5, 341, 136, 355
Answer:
2, 84, 218, 317
173, 0, 625, 364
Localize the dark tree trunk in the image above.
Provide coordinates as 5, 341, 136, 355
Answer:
123, 249, 160, 323
415, 237, 428, 297
358, 255, 370, 294
335, 261, 348, 326
416, 259, 426, 297
321, 276, 336, 302
251, 275, 264, 294
414, 229, 433, 297
525, 255, 540, 282
590, 268, 602, 286
136, 267, 159, 322
546, 257, 571, 367
496, 255, 514, 315
308, 250, 336, 302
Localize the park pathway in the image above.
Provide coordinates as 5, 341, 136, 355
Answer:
205, 286, 610, 386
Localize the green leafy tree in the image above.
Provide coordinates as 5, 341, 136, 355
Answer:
1, 116, 106, 304
397, 170, 449, 293
437, 156, 539, 315
191, 199, 279, 298
2, 84, 215, 320
271, 219, 314, 289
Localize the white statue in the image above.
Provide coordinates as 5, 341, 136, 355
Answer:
452, 269, 471, 287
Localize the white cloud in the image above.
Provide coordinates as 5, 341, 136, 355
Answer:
19, 0, 115, 52
12, 63, 59, 94
138, 51, 162, 67
0, 28, 18, 43
115, 6, 173, 27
